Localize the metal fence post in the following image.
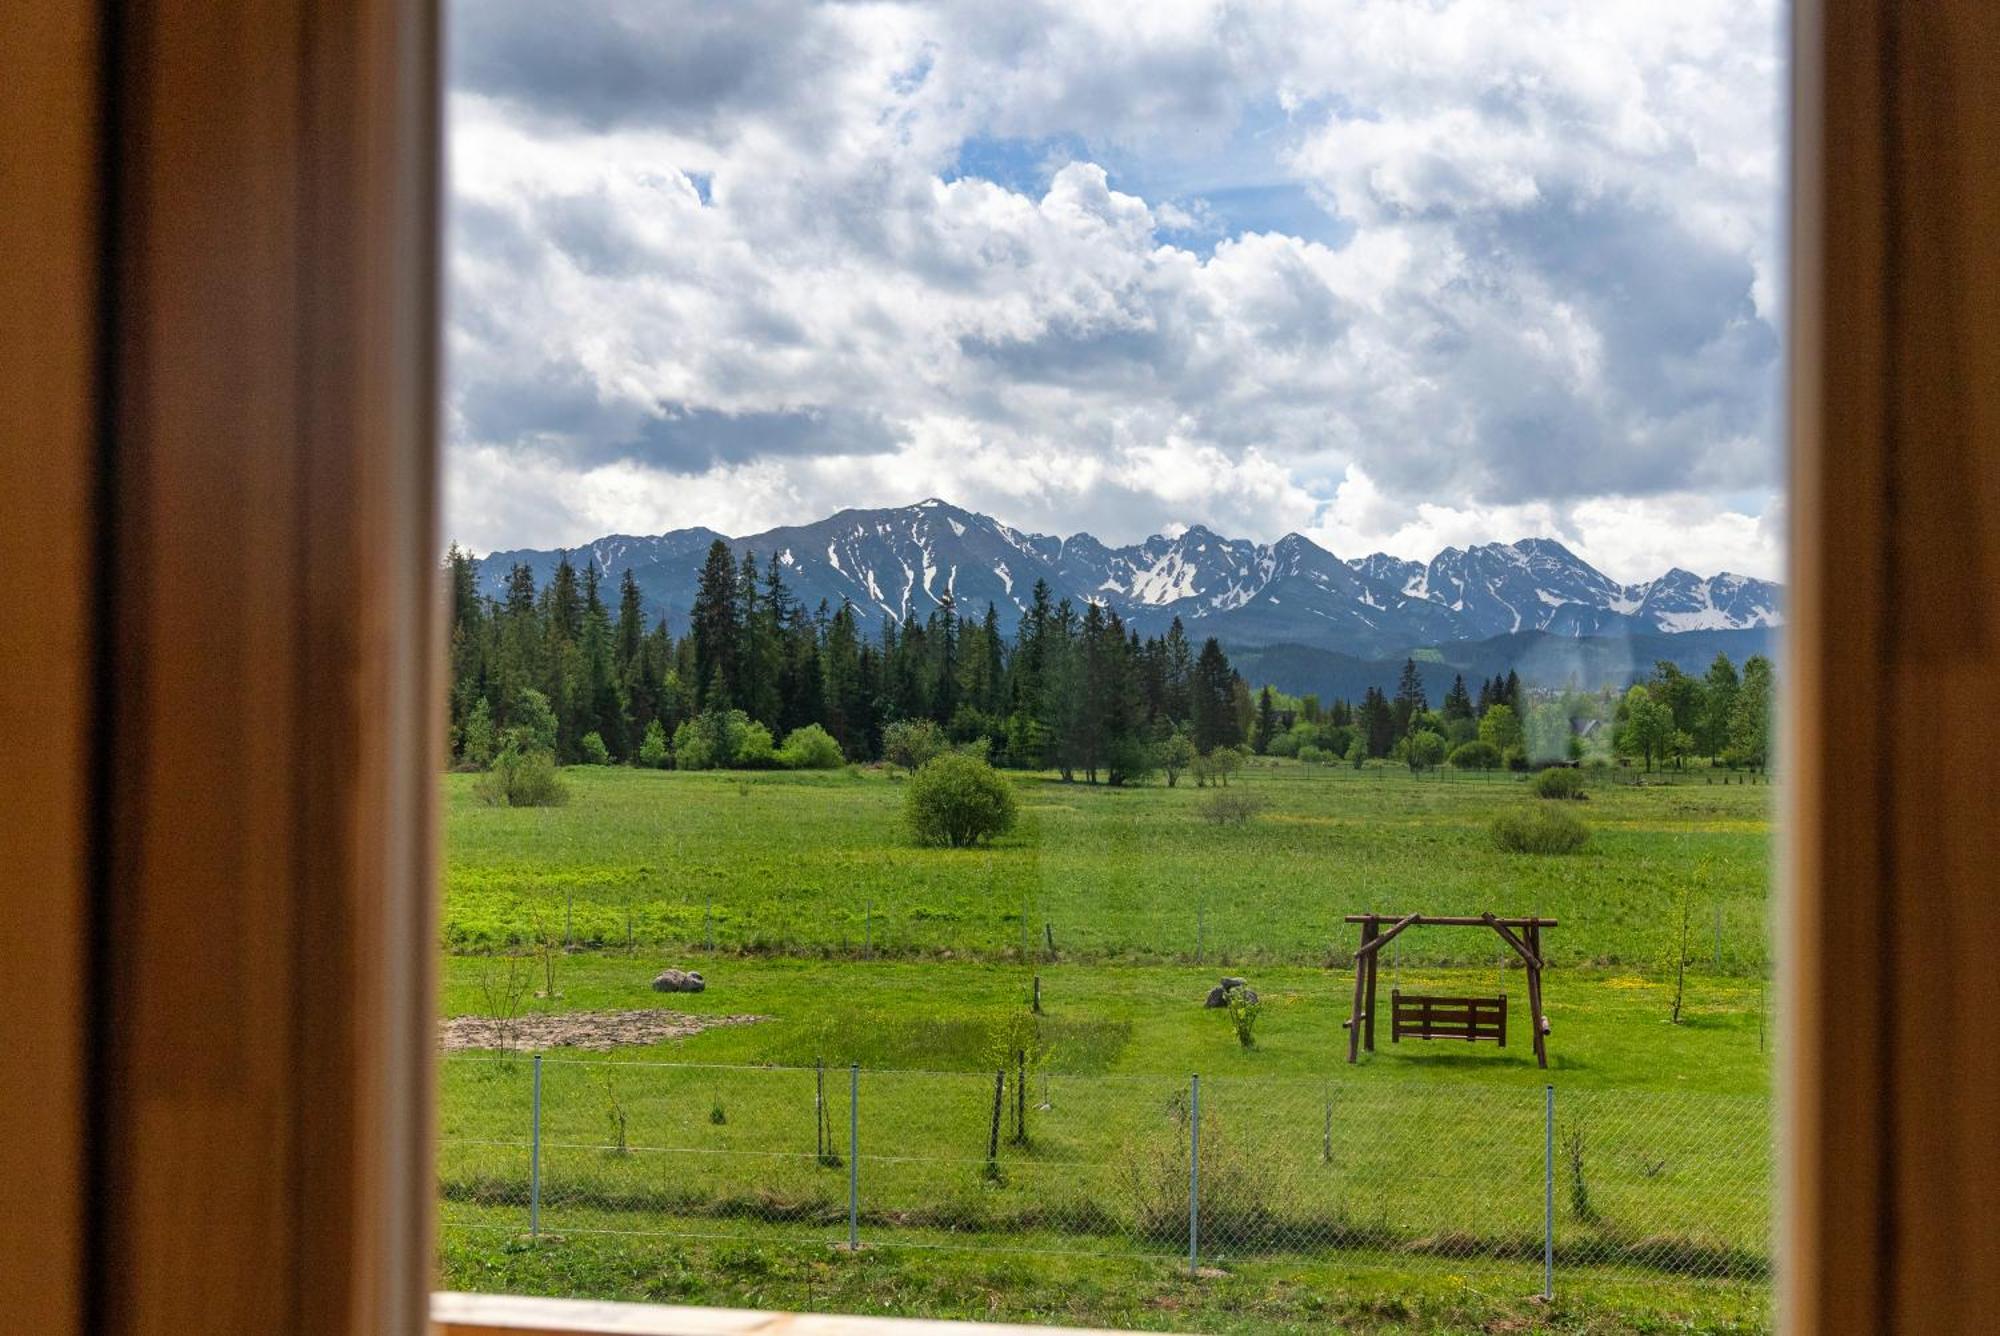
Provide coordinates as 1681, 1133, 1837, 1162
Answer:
530, 1054, 544, 1240
848, 1063, 860, 1250
1188, 1074, 1201, 1276
1542, 1083, 1554, 1300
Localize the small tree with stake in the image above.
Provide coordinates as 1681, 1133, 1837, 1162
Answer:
1664, 874, 1700, 1024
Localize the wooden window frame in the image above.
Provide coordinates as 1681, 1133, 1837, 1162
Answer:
4, 0, 1997, 1331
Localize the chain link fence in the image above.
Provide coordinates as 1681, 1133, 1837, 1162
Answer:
440, 1055, 1770, 1294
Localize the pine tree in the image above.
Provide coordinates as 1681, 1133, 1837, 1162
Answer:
1393, 658, 1429, 736
1700, 652, 1740, 760
931, 595, 960, 726
1443, 674, 1474, 722
1360, 686, 1395, 758
980, 603, 1005, 715
1162, 617, 1194, 722
1252, 685, 1279, 754
690, 540, 741, 712
1189, 637, 1239, 752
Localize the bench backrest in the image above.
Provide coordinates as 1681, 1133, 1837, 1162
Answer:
1390, 989, 1507, 1044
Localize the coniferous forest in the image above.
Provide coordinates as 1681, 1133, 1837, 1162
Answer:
445, 539, 1255, 779
445, 538, 1774, 781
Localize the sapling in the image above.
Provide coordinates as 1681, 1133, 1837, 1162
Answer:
1228, 988, 1261, 1048
1564, 1120, 1597, 1224
596, 1070, 628, 1155
1665, 877, 1699, 1024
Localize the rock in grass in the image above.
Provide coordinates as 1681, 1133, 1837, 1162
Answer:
1204, 978, 1256, 1008
652, 968, 706, 994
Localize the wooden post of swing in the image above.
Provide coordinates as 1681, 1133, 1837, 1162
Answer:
1346, 914, 1375, 1063
1525, 922, 1549, 1070
1362, 916, 1381, 1052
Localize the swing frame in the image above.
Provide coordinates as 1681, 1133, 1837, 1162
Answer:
1341, 913, 1557, 1068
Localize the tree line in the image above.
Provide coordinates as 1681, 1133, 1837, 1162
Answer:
446, 538, 1772, 780
445, 540, 1256, 781
1242, 652, 1773, 773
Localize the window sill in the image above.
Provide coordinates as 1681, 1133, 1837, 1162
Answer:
433, 1293, 1134, 1336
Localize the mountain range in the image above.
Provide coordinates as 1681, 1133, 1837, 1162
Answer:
476, 497, 1781, 669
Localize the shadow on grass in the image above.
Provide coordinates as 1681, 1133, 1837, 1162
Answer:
440, 1174, 1769, 1282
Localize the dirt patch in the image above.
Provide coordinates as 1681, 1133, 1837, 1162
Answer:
439, 1009, 763, 1052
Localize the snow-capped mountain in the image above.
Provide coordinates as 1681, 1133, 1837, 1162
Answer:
473, 498, 1782, 657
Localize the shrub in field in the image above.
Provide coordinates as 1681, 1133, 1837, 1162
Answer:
1192, 745, 1245, 788
1491, 803, 1589, 854
672, 708, 774, 770
579, 730, 611, 766
904, 752, 1019, 848
458, 697, 497, 768
636, 719, 668, 769
1154, 731, 1196, 787
1122, 1104, 1275, 1247
1228, 988, 1261, 1048
1195, 789, 1266, 825
779, 723, 845, 770
1398, 728, 1447, 773
735, 721, 776, 768
1448, 740, 1501, 771
507, 686, 560, 755
1533, 766, 1588, 800
1297, 743, 1325, 769
473, 744, 569, 807
883, 718, 946, 772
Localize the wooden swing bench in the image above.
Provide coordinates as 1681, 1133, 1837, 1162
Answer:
1391, 989, 1506, 1045
1342, 912, 1558, 1067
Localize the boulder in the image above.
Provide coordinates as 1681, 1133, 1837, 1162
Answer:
651, 968, 706, 994
1203, 978, 1257, 1008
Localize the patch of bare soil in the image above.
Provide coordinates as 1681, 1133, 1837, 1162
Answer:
439, 1009, 763, 1052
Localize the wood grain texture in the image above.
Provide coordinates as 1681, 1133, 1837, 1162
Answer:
1786, 1, 2000, 1331
91, 2, 440, 1334
0, 4, 99, 1334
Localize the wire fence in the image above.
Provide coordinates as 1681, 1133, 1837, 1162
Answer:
439, 1055, 1771, 1295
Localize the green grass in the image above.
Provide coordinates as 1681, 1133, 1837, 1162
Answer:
443, 762, 1774, 971
439, 761, 1777, 1333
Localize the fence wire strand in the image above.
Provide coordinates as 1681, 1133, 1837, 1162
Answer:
439, 1054, 1770, 1288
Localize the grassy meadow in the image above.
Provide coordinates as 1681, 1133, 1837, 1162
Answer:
438, 761, 1777, 1334
443, 761, 1774, 972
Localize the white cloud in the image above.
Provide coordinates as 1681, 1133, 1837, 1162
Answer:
443, 0, 1785, 582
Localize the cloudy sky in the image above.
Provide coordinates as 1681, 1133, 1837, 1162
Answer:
445, 0, 1786, 582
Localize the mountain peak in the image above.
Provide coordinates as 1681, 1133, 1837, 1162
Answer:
474, 500, 1783, 651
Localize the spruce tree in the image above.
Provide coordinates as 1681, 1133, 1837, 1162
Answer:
1443, 674, 1473, 721
1393, 658, 1429, 736
1252, 685, 1279, 754
689, 539, 742, 711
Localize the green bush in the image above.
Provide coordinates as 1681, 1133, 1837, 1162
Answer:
636, 719, 669, 769
578, 730, 611, 766
672, 708, 773, 770
506, 687, 559, 755
1228, 989, 1261, 1048
458, 697, 497, 768
1491, 804, 1590, 854
1195, 789, 1266, 825
1448, 740, 1501, 770
736, 721, 776, 768
1533, 766, 1588, 800
473, 745, 569, 808
882, 718, 946, 771
903, 752, 1018, 848
1398, 728, 1447, 773
779, 723, 845, 770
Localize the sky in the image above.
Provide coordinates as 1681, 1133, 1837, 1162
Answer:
445, 0, 1787, 583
